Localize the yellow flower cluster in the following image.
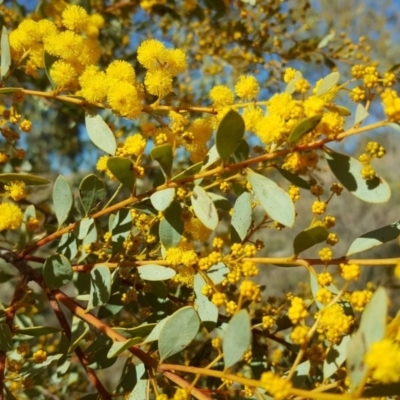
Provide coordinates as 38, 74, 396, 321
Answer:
137, 39, 187, 98
116, 134, 147, 157
365, 339, 400, 383
0, 202, 23, 231
288, 297, 308, 324
317, 272, 333, 286
290, 325, 310, 346
349, 290, 372, 311
4, 180, 26, 201
182, 118, 214, 163
260, 372, 292, 400
319, 247, 333, 261
339, 263, 360, 281
239, 280, 261, 302
316, 303, 353, 343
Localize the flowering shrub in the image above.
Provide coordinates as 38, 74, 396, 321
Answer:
0, 1, 399, 399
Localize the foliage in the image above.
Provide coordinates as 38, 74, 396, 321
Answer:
0, 1, 399, 399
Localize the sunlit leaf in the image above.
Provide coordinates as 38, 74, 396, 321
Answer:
346, 220, 400, 256
1, 27, 11, 79
0, 173, 50, 185
126, 364, 148, 400
194, 274, 218, 331
53, 175, 73, 228
191, 185, 219, 230
223, 309, 251, 368
231, 191, 252, 242
324, 335, 351, 379
316, 72, 340, 96
138, 265, 176, 281
354, 103, 369, 125
158, 307, 200, 362
159, 201, 183, 249
85, 114, 117, 155
107, 338, 142, 359
247, 169, 295, 227
325, 148, 391, 203
150, 188, 175, 211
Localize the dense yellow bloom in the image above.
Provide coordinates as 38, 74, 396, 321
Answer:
317, 272, 333, 286
5, 181, 26, 201
303, 95, 325, 117
319, 247, 333, 261
96, 155, 114, 179
44, 31, 84, 61
312, 200, 326, 215
144, 69, 173, 97
256, 114, 287, 144
242, 105, 263, 132
291, 325, 310, 345
349, 290, 372, 311
239, 280, 261, 302
283, 67, 297, 83
365, 339, 400, 383
339, 263, 360, 281
119, 134, 146, 156
315, 287, 333, 305
209, 85, 234, 107
316, 303, 353, 343
79, 66, 107, 103
381, 89, 400, 121
164, 48, 188, 75
288, 297, 308, 324
260, 372, 292, 400
106, 60, 136, 84
50, 60, 78, 88
0, 202, 23, 231
107, 82, 142, 118
235, 75, 260, 100
137, 39, 166, 70
62, 5, 89, 32
211, 292, 226, 306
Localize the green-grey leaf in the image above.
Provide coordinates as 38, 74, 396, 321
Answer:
288, 114, 322, 145
0, 173, 50, 185
201, 145, 221, 171
158, 306, 200, 362
85, 114, 117, 155
232, 139, 250, 163
317, 32, 335, 49
216, 109, 245, 161
223, 309, 251, 368
347, 287, 388, 391
138, 265, 176, 281
172, 162, 203, 182
143, 318, 169, 344
354, 103, 369, 125
325, 104, 352, 116
0, 323, 13, 352
1, 27, 11, 79
316, 72, 340, 96
293, 225, 329, 255
111, 208, 132, 255
325, 148, 391, 203
151, 144, 173, 178
346, 221, 400, 256
87, 265, 111, 311
107, 157, 135, 192
324, 335, 350, 379
231, 191, 252, 242
74, 218, 94, 240
79, 174, 106, 215
107, 338, 142, 359
53, 175, 73, 228
16, 326, 62, 337
159, 201, 183, 249
207, 262, 230, 284
247, 169, 295, 227
150, 188, 175, 211
275, 167, 310, 189
126, 364, 148, 400
285, 71, 302, 94
43, 254, 73, 290
191, 185, 219, 230
193, 274, 218, 330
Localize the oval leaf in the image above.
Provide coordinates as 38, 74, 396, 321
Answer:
223, 309, 251, 368
138, 265, 176, 281
158, 306, 200, 362
150, 144, 173, 178
193, 274, 218, 330
325, 148, 391, 203
107, 338, 142, 359
159, 201, 183, 249
216, 109, 245, 161
87, 265, 112, 311
85, 114, 117, 155
107, 157, 135, 192
43, 254, 73, 290
346, 221, 400, 256
247, 169, 295, 227
150, 188, 175, 211
324, 335, 351, 379
17, 326, 62, 337
293, 225, 329, 255
288, 114, 322, 144
191, 185, 219, 230
79, 174, 106, 215
1, 27, 11, 79
53, 175, 73, 228
316, 72, 340, 96
354, 103, 369, 125
0, 173, 50, 185
231, 191, 252, 242
275, 167, 310, 189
